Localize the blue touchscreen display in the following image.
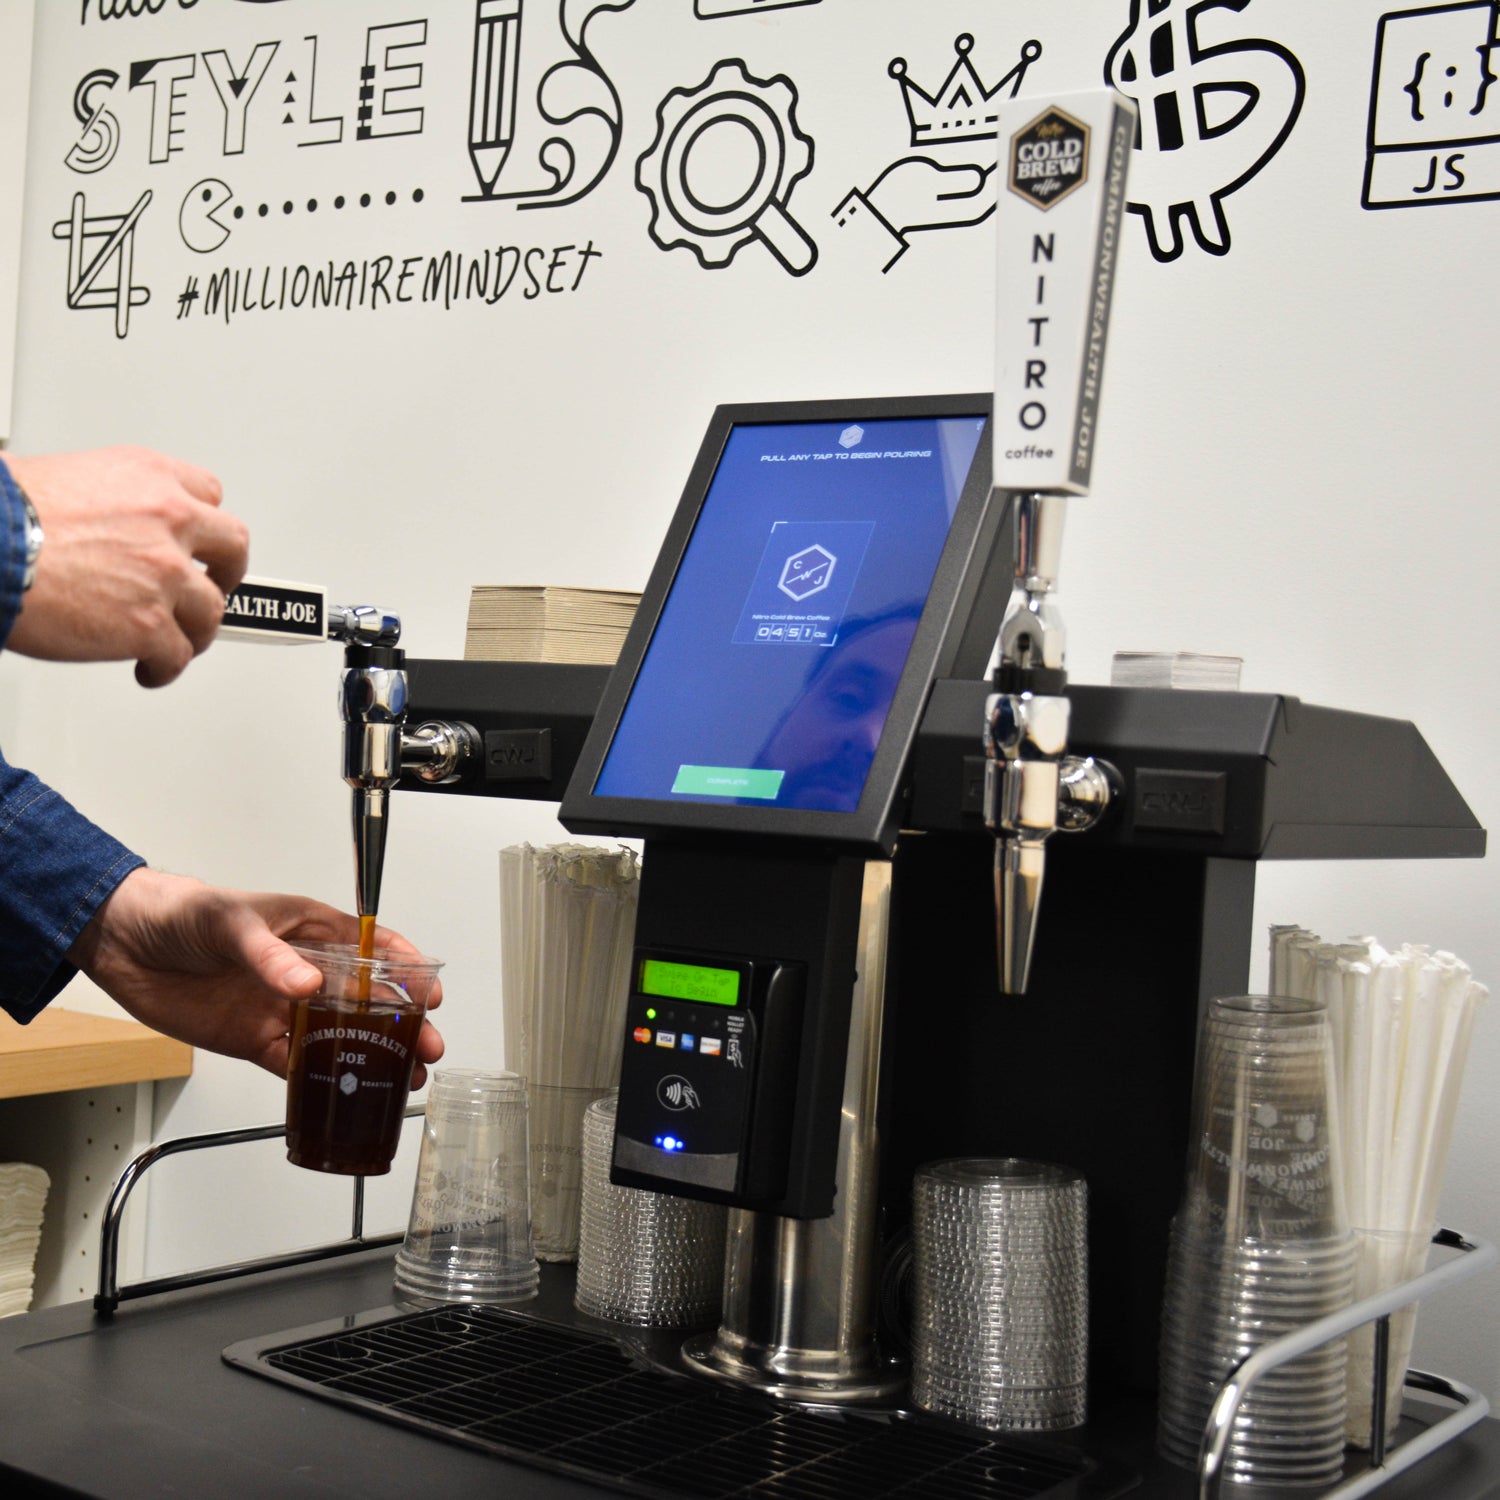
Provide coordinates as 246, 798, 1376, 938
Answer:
594, 414, 985, 812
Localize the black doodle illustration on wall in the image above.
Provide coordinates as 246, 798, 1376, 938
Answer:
358, 21, 427, 141
833, 34, 1040, 273
638, 57, 817, 275
65, 69, 121, 175
695, 0, 821, 17
82, 0, 202, 22
287, 34, 346, 147
204, 43, 280, 155
1104, 0, 1305, 261
180, 178, 234, 252
465, 0, 636, 208
130, 54, 195, 163
1364, 1, 1500, 207
51, 191, 152, 340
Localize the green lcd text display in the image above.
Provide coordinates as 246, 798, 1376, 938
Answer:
639, 958, 741, 1007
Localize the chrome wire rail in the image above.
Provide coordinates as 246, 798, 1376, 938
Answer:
93, 1105, 424, 1317
1198, 1227, 1497, 1500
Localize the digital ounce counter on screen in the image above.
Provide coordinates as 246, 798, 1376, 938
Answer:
638, 958, 742, 1007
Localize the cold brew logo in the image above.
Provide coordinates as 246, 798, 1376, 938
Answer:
1364, 2, 1500, 208
658, 1075, 701, 1110
1008, 106, 1089, 210
340, 1073, 359, 1095
779, 544, 835, 601
1104, 0, 1305, 261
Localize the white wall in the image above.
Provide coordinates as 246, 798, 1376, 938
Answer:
0, 0, 36, 438
4, 0, 1497, 1395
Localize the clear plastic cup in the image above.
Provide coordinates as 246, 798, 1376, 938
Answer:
394, 1069, 538, 1305
284, 942, 442, 1176
1157, 995, 1353, 1483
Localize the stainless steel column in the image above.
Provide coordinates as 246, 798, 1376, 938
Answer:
682, 859, 902, 1403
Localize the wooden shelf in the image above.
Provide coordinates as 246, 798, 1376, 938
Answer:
0, 1008, 192, 1100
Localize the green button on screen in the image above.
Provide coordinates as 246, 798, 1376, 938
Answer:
639, 959, 740, 1007
672, 764, 784, 800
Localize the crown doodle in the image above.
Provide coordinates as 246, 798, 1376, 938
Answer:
889, 34, 1042, 149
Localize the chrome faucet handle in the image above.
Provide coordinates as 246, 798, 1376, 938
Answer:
327, 603, 402, 649
984, 690, 1070, 994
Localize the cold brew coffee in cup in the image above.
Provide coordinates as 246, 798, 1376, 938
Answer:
284, 941, 443, 1175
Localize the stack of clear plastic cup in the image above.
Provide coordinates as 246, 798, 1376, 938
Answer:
574, 1094, 728, 1327
911, 1158, 1088, 1431
394, 1069, 539, 1305
1156, 995, 1355, 1486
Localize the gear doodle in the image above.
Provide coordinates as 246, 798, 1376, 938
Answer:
637, 57, 818, 275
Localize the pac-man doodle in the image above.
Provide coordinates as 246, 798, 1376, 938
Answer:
179, 178, 234, 252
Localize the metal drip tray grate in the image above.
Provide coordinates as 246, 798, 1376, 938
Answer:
225, 1304, 1130, 1499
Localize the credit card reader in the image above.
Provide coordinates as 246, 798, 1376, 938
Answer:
612, 950, 805, 1205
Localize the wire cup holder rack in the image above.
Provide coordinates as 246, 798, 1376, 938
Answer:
93, 1118, 1497, 1500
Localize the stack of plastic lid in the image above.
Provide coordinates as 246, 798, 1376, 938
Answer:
911, 1158, 1088, 1431
1156, 995, 1355, 1487
574, 1094, 728, 1327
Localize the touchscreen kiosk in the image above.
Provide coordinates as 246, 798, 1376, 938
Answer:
560, 394, 997, 1215
562, 393, 995, 852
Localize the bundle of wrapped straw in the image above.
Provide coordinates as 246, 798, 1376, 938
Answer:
1272, 926, 1487, 1446
499, 843, 641, 1260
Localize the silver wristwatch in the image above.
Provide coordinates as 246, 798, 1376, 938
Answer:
19, 485, 42, 592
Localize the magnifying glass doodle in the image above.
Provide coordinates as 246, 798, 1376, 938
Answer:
639, 59, 818, 276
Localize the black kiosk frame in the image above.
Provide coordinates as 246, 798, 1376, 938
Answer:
561, 392, 1001, 1219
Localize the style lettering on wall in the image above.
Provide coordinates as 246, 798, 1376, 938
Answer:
47, 1, 1358, 339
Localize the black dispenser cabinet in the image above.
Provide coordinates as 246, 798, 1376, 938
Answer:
405, 656, 1484, 1395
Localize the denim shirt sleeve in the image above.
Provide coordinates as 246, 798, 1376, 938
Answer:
0, 751, 145, 1023
0, 456, 25, 653
0, 460, 147, 1022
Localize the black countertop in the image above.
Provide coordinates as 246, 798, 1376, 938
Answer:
2, 1247, 1499, 1500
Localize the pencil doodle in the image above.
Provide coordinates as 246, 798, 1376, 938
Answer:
465, 0, 636, 208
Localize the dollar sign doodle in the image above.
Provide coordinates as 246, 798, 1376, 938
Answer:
1104, 0, 1306, 261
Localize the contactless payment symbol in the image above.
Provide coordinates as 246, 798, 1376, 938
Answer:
658, 1075, 702, 1110
1008, 105, 1089, 210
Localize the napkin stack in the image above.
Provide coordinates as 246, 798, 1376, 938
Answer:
0, 1163, 49, 1317
465, 585, 639, 665
1110, 651, 1243, 690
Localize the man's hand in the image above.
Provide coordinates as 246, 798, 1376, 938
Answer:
67, 868, 445, 1083
6, 446, 248, 687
